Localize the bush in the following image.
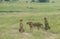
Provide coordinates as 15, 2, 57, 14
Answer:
31, 0, 35, 2
51, 1, 55, 3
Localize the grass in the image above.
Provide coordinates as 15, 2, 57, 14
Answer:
0, 12, 60, 39
0, 2, 60, 12
0, 0, 60, 39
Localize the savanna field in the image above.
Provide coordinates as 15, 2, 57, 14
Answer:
0, 0, 60, 39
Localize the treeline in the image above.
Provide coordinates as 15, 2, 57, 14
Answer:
0, 0, 18, 2
32, 0, 49, 2
0, 0, 49, 2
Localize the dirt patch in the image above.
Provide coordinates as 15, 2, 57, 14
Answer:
22, 32, 32, 37
44, 31, 58, 39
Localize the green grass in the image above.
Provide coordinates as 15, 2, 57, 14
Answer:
0, 1, 60, 12
0, 12, 60, 39
0, 0, 60, 39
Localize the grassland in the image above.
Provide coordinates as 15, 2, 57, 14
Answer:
0, 12, 60, 39
0, 0, 60, 39
0, 1, 60, 12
